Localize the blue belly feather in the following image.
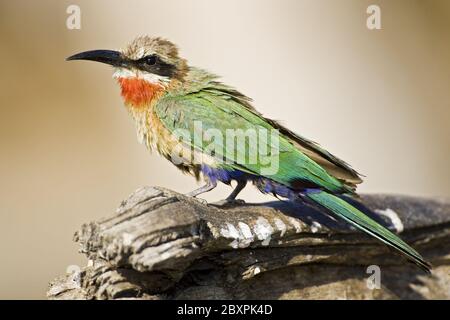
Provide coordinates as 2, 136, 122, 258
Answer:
200, 164, 308, 199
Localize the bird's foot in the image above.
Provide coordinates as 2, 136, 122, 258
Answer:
212, 198, 246, 208
184, 194, 208, 205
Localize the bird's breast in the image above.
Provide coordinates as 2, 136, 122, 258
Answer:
129, 104, 217, 173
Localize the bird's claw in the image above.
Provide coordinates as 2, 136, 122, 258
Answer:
212, 198, 246, 207
185, 195, 208, 205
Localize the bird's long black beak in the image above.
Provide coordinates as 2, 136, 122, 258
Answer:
66, 50, 126, 67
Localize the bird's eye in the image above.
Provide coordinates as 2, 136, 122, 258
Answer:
144, 55, 157, 66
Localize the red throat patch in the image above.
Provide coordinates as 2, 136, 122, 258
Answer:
117, 77, 164, 108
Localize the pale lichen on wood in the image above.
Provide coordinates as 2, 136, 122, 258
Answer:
48, 186, 450, 299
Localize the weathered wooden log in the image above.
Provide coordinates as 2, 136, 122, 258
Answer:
47, 186, 450, 299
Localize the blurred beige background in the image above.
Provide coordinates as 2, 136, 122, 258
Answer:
0, 0, 449, 299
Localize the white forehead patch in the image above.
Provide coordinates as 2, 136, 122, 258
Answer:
136, 47, 147, 59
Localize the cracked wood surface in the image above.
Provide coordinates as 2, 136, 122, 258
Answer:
48, 186, 450, 299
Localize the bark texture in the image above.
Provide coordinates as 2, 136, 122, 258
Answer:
48, 186, 450, 300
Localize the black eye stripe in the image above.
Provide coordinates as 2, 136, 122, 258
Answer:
134, 55, 176, 78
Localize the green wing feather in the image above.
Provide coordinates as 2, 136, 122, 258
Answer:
156, 88, 347, 193
173, 68, 362, 188
307, 191, 431, 272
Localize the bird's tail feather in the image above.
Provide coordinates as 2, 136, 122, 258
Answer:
305, 190, 431, 273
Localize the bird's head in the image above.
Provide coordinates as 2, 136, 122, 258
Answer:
67, 36, 187, 108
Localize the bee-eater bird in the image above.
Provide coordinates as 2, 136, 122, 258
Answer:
67, 36, 431, 272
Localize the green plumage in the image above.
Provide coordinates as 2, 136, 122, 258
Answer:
157, 90, 345, 192
307, 191, 431, 272
154, 68, 431, 272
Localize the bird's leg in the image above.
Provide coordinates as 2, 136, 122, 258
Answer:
214, 180, 247, 207
186, 180, 217, 198
226, 180, 247, 201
